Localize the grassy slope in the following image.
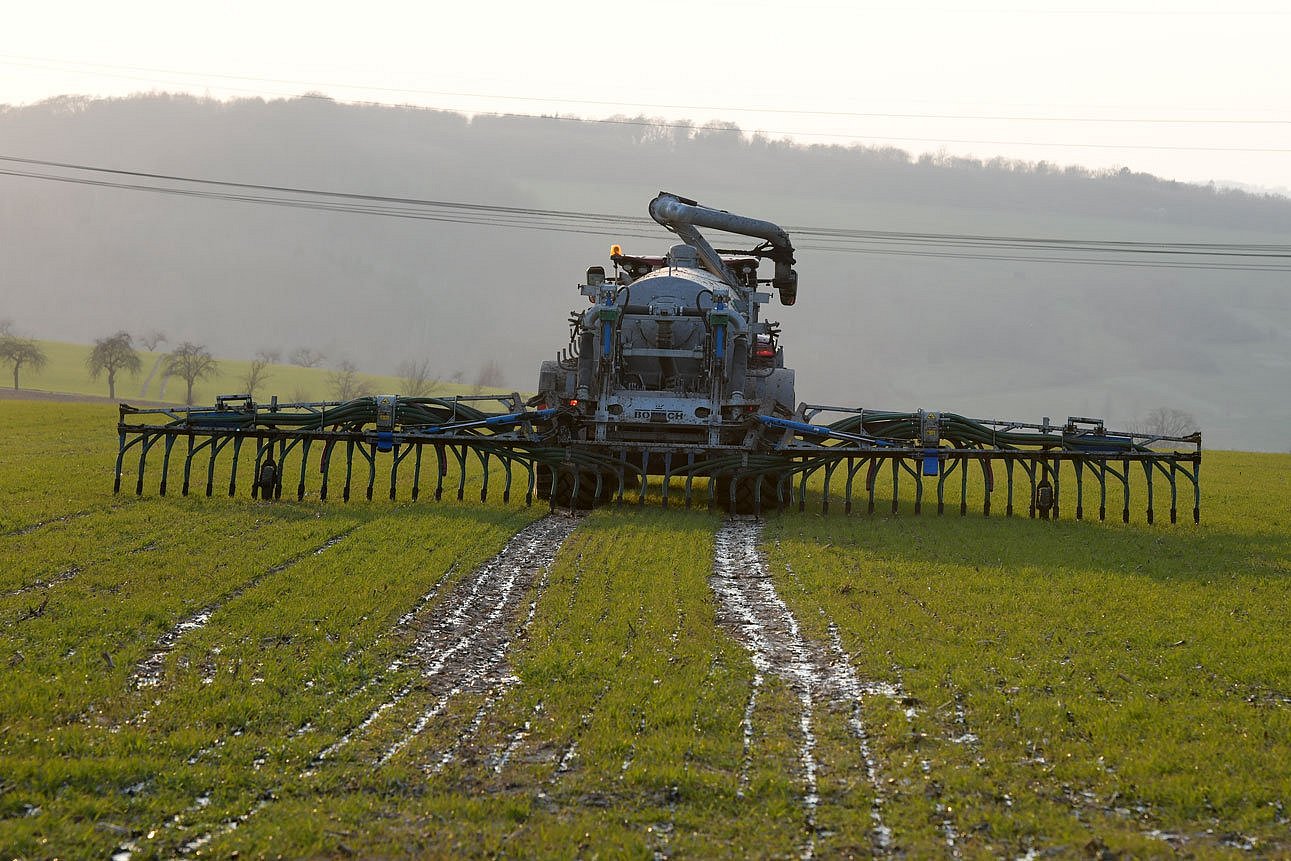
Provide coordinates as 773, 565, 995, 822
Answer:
0, 402, 1286, 858
4, 339, 494, 405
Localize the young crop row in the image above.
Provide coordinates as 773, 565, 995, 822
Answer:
0, 402, 1286, 857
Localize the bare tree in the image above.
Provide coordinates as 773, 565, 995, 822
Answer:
472, 359, 504, 393
0, 332, 47, 390
289, 347, 326, 368
242, 356, 272, 400
327, 360, 364, 401
85, 331, 141, 399
139, 330, 168, 352
165, 342, 218, 405
1134, 407, 1198, 438
397, 358, 440, 397
449, 369, 465, 385
255, 348, 282, 365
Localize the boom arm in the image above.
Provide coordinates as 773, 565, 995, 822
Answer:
648, 192, 799, 305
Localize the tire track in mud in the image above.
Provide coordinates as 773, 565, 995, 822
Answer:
5, 565, 82, 597
2, 508, 93, 538
319, 514, 573, 774
784, 557, 955, 857
422, 546, 553, 776
712, 519, 900, 859
167, 513, 578, 857
115, 555, 460, 861
372, 513, 577, 767
304, 566, 463, 772
483, 552, 591, 775
130, 527, 358, 692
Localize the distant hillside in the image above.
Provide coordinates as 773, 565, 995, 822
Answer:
1, 94, 1287, 450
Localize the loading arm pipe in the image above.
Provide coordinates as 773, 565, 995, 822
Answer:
649, 191, 799, 305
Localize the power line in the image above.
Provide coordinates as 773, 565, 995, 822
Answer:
1, 154, 1288, 272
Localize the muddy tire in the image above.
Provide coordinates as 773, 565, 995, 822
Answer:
535, 464, 554, 501
717, 473, 783, 514
551, 467, 602, 510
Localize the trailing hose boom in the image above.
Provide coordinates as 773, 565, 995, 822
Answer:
116, 192, 1201, 522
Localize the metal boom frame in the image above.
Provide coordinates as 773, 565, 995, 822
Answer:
116, 396, 1201, 523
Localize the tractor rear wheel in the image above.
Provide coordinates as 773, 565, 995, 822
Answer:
551, 466, 602, 510
535, 464, 554, 501
717, 473, 783, 515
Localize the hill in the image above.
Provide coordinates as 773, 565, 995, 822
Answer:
1, 94, 1288, 450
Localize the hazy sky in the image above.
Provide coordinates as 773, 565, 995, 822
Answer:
3, 0, 1289, 192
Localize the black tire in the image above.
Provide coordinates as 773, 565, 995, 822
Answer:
598, 472, 619, 503
535, 464, 554, 501
551, 467, 601, 510
717, 473, 783, 514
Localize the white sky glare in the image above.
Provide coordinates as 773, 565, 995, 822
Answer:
2, 0, 1289, 191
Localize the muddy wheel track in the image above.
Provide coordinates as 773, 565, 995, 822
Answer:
426, 548, 555, 777
129, 514, 578, 859
130, 527, 358, 692
373, 513, 578, 767
5, 565, 83, 598
2, 508, 94, 538
121, 516, 575, 857
482, 552, 591, 776
713, 519, 910, 859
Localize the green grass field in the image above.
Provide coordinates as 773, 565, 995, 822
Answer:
0, 401, 1286, 859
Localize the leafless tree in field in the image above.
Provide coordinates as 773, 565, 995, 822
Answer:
397, 358, 440, 397
290, 347, 326, 368
327, 360, 366, 401
472, 359, 504, 393
1133, 407, 1198, 438
242, 356, 272, 400
136, 331, 170, 398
